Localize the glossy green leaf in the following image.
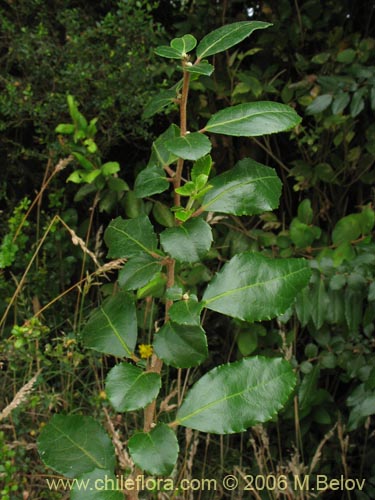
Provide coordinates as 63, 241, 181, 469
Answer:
310, 278, 328, 330
192, 155, 212, 181
153, 321, 208, 368
160, 218, 212, 263
332, 214, 361, 245
196, 21, 271, 59
169, 298, 203, 325
101, 162, 120, 176
118, 255, 162, 291
136, 272, 166, 299
154, 45, 182, 59
184, 60, 214, 76
345, 289, 363, 333
148, 125, 180, 168
203, 252, 311, 322
332, 92, 350, 114
176, 356, 296, 433
350, 91, 365, 117
306, 94, 333, 115
164, 132, 211, 161
104, 215, 158, 259
171, 34, 197, 54
55, 123, 75, 134
201, 158, 282, 215
128, 423, 179, 475
38, 415, 115, 478
294, 285, 312, 327
152, 201, 175, 228
72, 152, 95, 171
71, 469, 123, 500
134, 165, 169, 198
106, 362, 161, 412
81, 292, 137, 358
142, 89, 177, 119
205, 101, 301, 137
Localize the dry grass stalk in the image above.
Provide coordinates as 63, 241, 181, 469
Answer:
0, 370, 41, 422
103, 407, 133, 472
309, 422, 337, 474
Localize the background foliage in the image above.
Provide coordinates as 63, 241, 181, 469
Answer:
1, 0, 375, 498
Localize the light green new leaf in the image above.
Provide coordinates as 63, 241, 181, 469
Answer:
204, 102, 301, 137
160, 218, 212, 263
203, 252, 311, 322
196, 21, 271, 59
101, 162, 120, 176
153, 321, 208, 368
201, 158, 281, 215
128, 423, 179, 475
185, 60, 214, 76
118, 254, 162, 291
169, 298, 203, 325
106, 362, 161, 412
164, 132, 212, 161
82, 292, 137, 358
134, 165, 169, 198
148, 124, 180, 168
171, 34, 197, 54
71, 469, 123, 500
332, 214, 362, 245
104, 215, 158, 259
176, 356, 296, 433
154, 45, 182, 59
38, 415, 115, 478
142, 89, 177, 119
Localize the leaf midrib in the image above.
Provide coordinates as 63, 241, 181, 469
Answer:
206, 107, 293, 130
202, 174, 276, 209
176, 369, 290, 425
204, 266, 307, 305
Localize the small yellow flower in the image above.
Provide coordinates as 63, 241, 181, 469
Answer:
139, 344, 153, 359
99, 390, 107, 400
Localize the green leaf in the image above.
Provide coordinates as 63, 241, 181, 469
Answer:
332, 214, 362, 245
72, 152, 95, 171
204, 102, 301, 136
306, 95, 333, 115
332, 92, 350, 114
164, 132, 212, 161
176, 356, 296, 433
81, 292, 137, 358
201, 158, 282, 215
148, 125, 180, 168
359, 206, 375, 234
55, 123, 75, 135
290, 219, 320, 248
297, 199, 313, 224
152, 202, 175, 228
106, 362, 161, 412
136, 272, 167, 299
153, 321, 208, 368
169, 298, 203, 326
142, 89, 177, 119
310, 278, 328, 330
196, 21, 271, 59
101, 162, 120, 176
160, 218, 212, 263
154, 45, 182, 59
128, 423, 179, 476
192, 155, 212, 181
184, 60, 214, 76
350, 91, 365, 117
203, 252, 311, 322
336, 48, 356, 63
38, 415, 115, 478
118, 255, 162, 291
237, 330, 258, 356
71, 469, 123, 500
171, 34, 197, 54
134, 165, 169, 198
104, 215, 158, 259
294, 285, 312, 327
